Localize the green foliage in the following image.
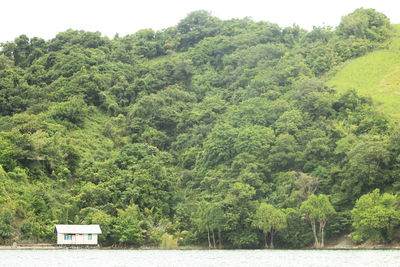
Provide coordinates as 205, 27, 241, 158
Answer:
49, 96, 88, 127
0, 207, 15, 244
350, 189, 400, 243
0, 67, 31, 116
339, 136, 390, 199
275, 208, 313, 248
1, 35, 47, 68
0, 133, 17, 171
300, 194, 335, 247
0, 8, 398, 249
177, 10, 221, 50
337, 8, 391, 41
81, 208, 113, 245
192, 201, 225, 248
252, 203, 287, 248
300, 194, 335, 223
112, 205, 145, 246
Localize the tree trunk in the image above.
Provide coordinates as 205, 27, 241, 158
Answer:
320, 221, 326, 248
207, 227, 212, 248
66, 208, 68, 224
218, 228, 222, 249
318, 221, 322, 248
321, 227, 325, 248
264, 233, 269, 248
311, 220, 319, 248
270, 229, 274, 249
212, 229, 216, 249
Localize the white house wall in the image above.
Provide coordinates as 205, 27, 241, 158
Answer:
57, 233, 98, 245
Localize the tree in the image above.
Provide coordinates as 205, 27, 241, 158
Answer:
177, 10, 221, 50
207, 203, 225, 248
49, 96, 88, 126
193, 201, 225, 248
300, 194, 335, 248
252, 203, 287, 248
81, 208, 113, 245
0, 133, 17, 171
1, 35, 46, 67
0, 207, 15, 244
269, 134, 300, 172
340, 136, 390, 199
350, 189, 400, 243
112, 205, 145, 246
223, 182, 258, 248
337, 8, 391, 42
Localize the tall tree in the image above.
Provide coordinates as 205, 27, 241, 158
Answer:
193, 201, 225, 248
300, 194, 335, 248
252, 203, 287, 248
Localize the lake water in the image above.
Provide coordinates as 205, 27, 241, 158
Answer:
0, 249, 399, 267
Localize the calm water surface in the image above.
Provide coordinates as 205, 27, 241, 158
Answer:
0, 249, 399, 267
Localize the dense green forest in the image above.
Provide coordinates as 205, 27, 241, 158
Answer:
1, 8, 399, 248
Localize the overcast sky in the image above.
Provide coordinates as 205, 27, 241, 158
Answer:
1, 0, 400, 43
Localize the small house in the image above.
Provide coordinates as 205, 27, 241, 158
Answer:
55, 224, 102, 245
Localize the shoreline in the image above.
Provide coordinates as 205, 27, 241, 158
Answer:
2, 236, 400, 250
1, 245, 400, 250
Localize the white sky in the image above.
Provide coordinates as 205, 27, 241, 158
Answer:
1, 0, 400, 43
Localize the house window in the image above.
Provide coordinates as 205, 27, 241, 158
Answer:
88, 234, 93, 240
64, 234, 72, 240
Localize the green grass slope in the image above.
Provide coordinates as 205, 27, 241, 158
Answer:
328, 25, 400, 119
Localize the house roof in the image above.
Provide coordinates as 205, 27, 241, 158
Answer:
55, 224, 102, 234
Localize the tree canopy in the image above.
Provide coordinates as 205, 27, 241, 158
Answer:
0, 8, 398, 248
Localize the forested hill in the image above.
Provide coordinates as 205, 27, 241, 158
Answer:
0, 8, 399, 248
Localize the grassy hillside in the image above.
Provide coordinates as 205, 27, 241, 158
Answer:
328, 25, 400, 119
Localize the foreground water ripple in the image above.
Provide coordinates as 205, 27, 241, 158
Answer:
0, 249, 399, 267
